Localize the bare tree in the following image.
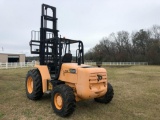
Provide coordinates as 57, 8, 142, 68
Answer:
150, 25, 160, 40
84, 25, 160, 64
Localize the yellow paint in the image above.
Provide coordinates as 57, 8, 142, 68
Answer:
35, 65, 51, 92
59, 63, 79, 83
59, 63, 107, 101
76, 67, 107, 99
27, 76, 33, 94
35, 63, 108, 101
54, 93, 63, 110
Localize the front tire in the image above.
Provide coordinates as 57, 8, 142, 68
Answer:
25, 69, 43, 100
51, 84, 76, 117
94, 82, 114, 103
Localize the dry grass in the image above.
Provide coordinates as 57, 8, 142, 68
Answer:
0, 66, 160, 120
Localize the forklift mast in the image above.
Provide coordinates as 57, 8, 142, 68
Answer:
29, 4, 84, 79
40, 4, 59, 65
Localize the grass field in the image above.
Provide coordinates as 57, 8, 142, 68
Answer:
0, 66, 160, 120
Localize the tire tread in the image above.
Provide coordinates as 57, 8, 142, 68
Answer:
94, 83, 114, 104
51, 84, 76, 117
26, 69, 43, 100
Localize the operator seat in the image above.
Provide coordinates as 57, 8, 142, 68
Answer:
62, 53, 72, 63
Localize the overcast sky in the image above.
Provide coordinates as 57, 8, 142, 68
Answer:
0, 0, 160, 56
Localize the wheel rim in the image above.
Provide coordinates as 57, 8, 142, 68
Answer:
27, 76, 33, 94
54, 93, 63, 110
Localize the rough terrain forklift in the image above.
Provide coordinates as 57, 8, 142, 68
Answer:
26, 4, 114, 117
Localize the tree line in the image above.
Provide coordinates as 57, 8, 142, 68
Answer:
84, 25, 160, 65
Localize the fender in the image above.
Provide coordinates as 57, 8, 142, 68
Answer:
34, 65, 51, 92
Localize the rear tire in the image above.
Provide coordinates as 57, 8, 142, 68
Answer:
94, 83, 114, 103
51, 84, 76, 117
25, 69, 43, 100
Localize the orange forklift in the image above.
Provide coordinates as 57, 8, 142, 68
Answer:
26, 4, 114, 117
